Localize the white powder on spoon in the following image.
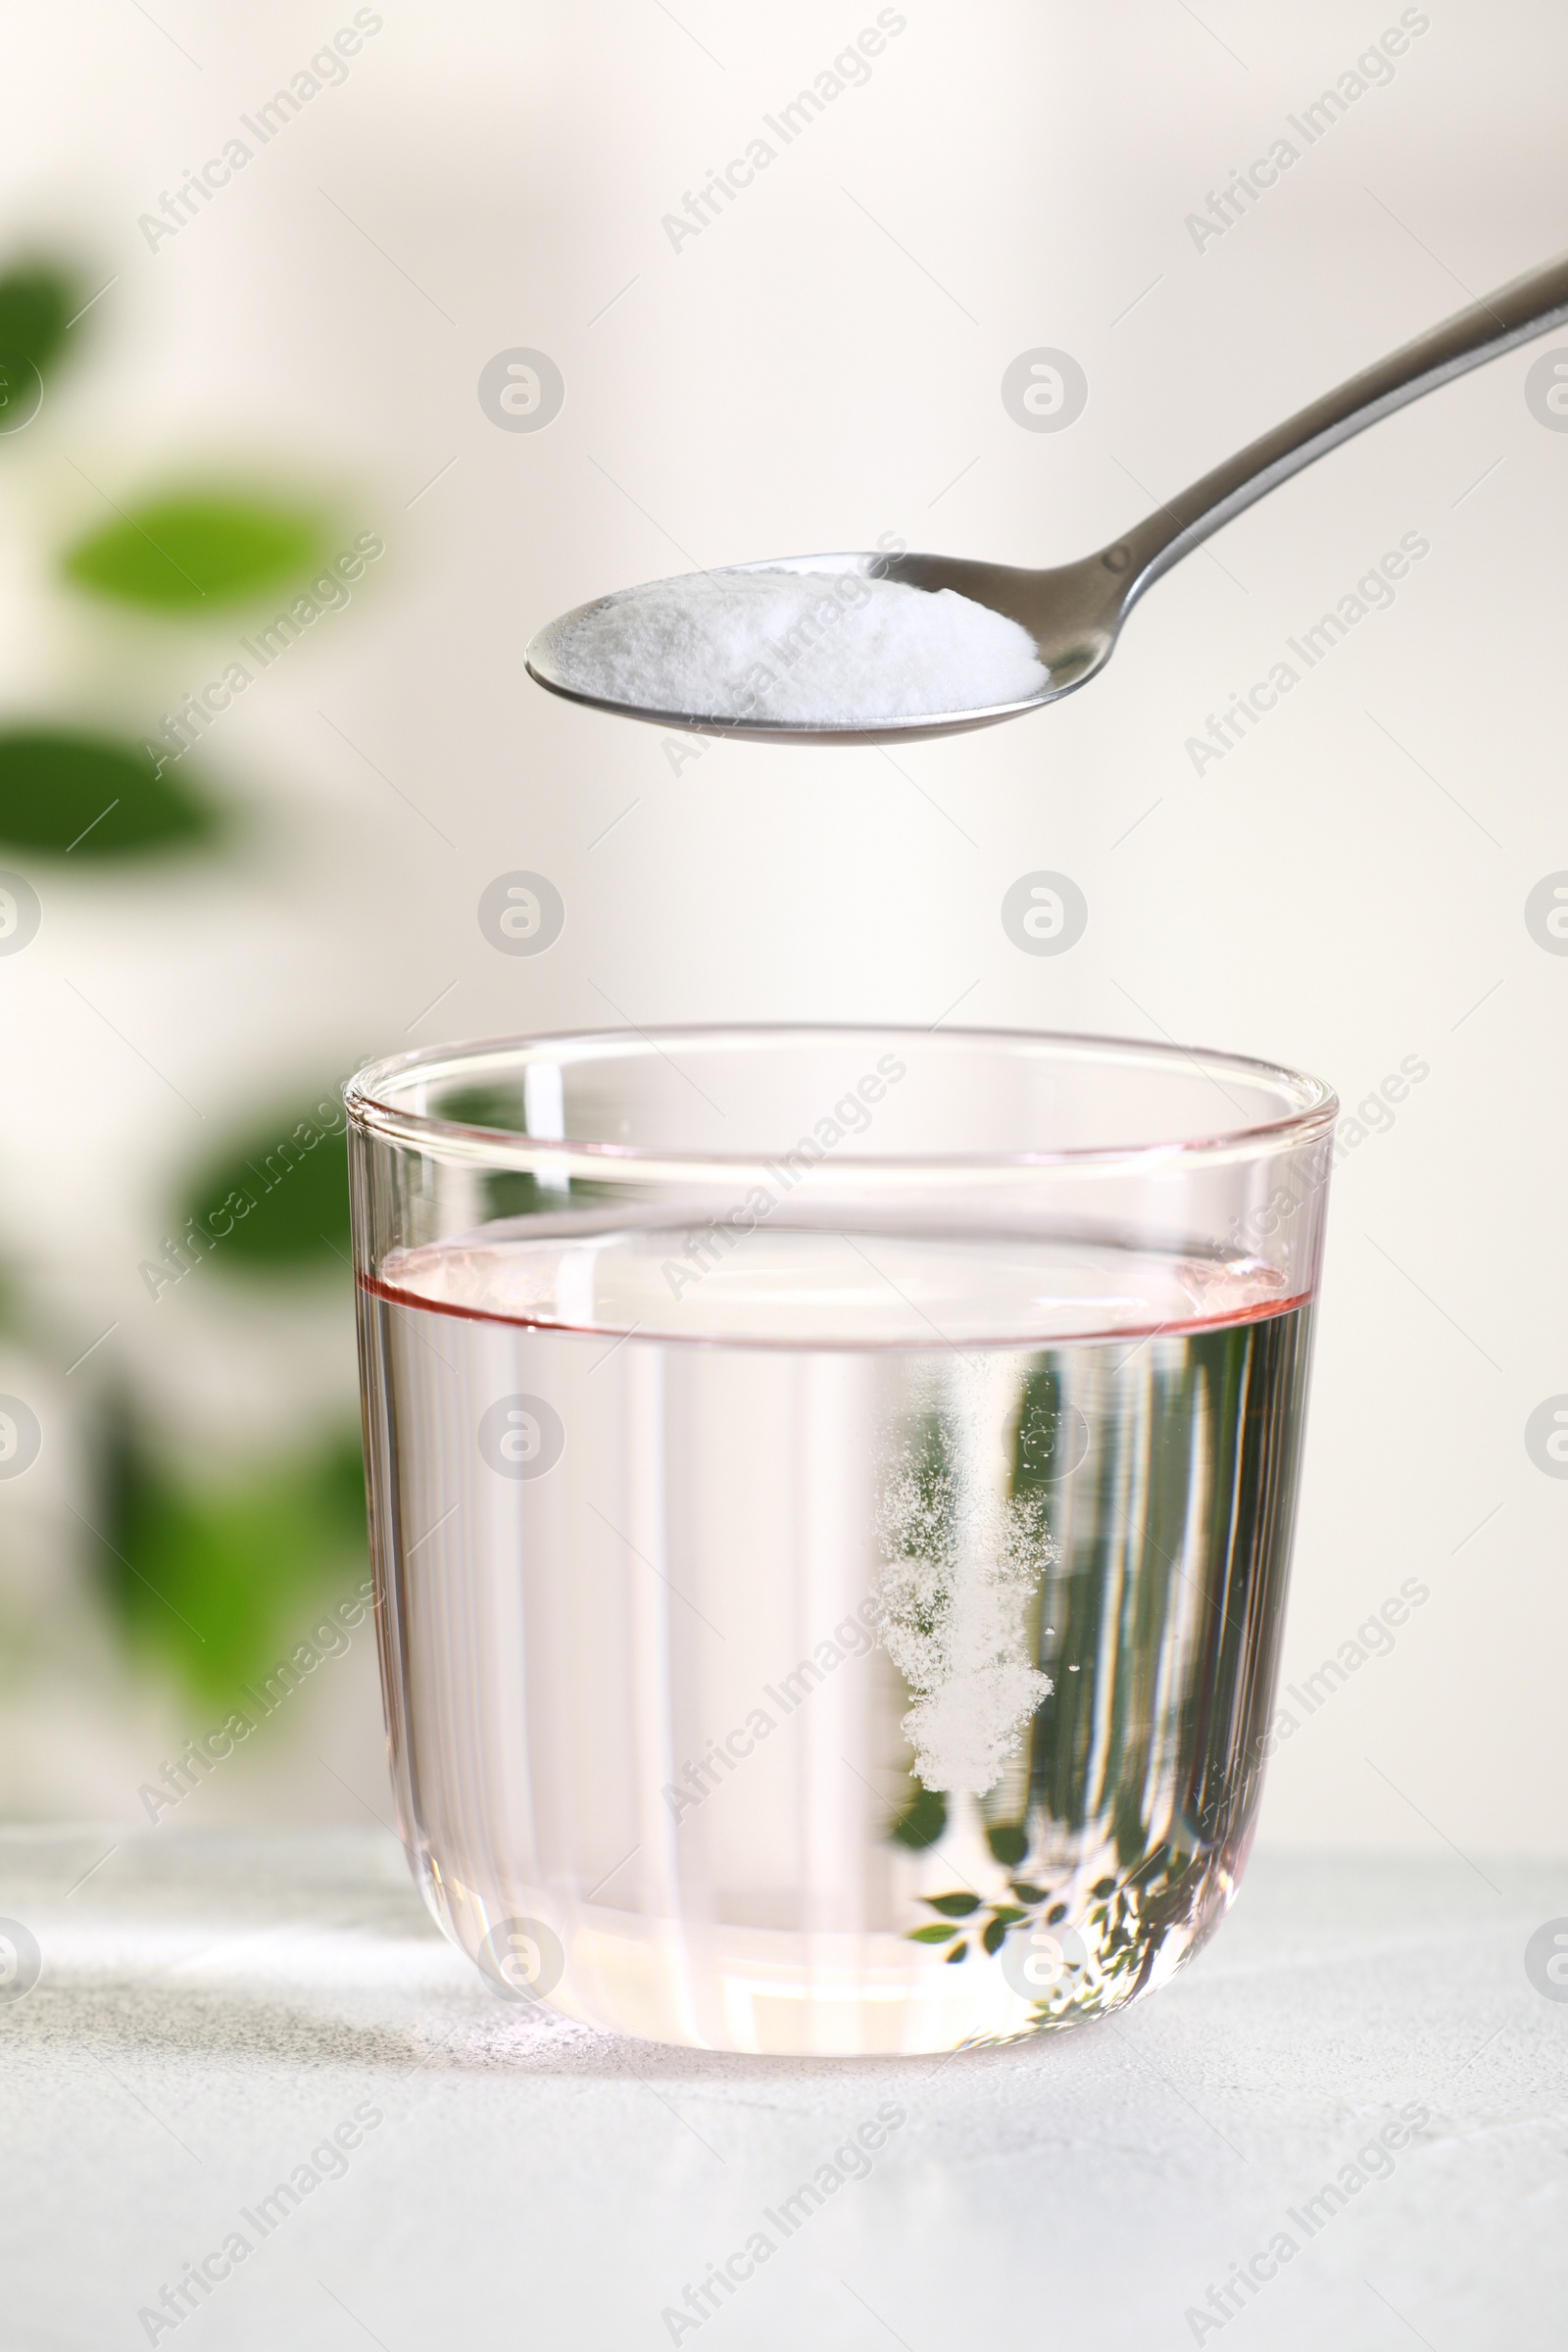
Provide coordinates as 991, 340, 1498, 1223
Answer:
548, 567, 1049, 726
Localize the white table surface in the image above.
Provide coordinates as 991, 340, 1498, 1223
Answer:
2, 1830, 1563, 2351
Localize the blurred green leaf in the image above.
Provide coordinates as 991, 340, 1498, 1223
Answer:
480, 1171, 547, 1220
97, 1416, 368, 1701
0, 260, 80, 378
907, 1924, 961, 1945
182, 1101, 351, 1273
924, 1892, 980, 1918
472, 1171, 625, 1224
1009, 1881, 1049, 1906
437, 1090, 625, 1225
889, 1787, 947, 1850
981, 1917, 1010, 1956
441, 1082, 525, 1131
63, 492, 323, 610
985, 1821, 1029, 1866
0, 726, 215, 857
944, 1941, 968, 1964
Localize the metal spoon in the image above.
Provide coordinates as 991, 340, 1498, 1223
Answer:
526, 252, 1568, 747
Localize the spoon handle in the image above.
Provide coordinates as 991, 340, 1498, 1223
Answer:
1116, 250, 1568, 606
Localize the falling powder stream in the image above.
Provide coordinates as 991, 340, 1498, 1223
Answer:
874, 1463, 1055, 1796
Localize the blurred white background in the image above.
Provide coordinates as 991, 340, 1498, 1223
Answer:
0, 0, 1562, 1855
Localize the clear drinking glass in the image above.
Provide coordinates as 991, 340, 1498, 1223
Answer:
346, 1025, 1336, 2056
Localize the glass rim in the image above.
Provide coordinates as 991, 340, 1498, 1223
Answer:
343, 1022, 1339, 1175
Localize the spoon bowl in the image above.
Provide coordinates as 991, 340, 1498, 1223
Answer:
524, 547, 1122, 745
526, 251, 1568, 745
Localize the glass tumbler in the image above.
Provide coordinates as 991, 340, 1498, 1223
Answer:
346, 1025, 1335, 2056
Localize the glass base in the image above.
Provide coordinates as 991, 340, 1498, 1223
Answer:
415, 1838, 1246, 2057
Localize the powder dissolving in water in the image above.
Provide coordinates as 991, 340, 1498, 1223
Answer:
875, 1454, 1055, 1796
548, 566, 1050, 724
